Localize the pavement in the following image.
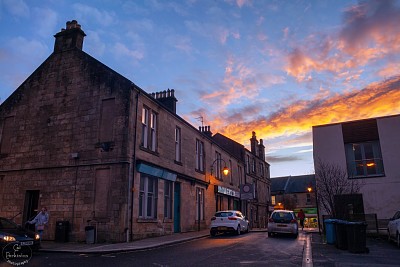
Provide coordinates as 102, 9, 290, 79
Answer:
39, 228, 400, 266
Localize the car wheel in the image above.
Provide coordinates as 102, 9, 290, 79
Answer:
210, 231, 216, 237
388, 229, 391, 242
397, 232, 400, 247
236, 225, 241, 235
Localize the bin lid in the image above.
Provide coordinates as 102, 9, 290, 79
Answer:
324, 219, 337, 223
347, 221, 367, 225
85, 226, 95, 230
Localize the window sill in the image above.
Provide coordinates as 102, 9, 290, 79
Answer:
139, 146, 159, 156
137, 218, 158, 223
349, 174, 385, 179
174, 160, 182, 166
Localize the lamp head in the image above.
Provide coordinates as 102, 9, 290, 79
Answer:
223, 166, 229, 176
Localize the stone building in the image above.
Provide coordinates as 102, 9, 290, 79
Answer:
213, 132, 271, 228
0, 20, 270, 242
270, 175, 318, 228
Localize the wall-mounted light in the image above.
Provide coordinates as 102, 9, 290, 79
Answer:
210, 158, 229, 177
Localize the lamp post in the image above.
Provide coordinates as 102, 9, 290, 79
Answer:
210, 158, 229, 178
307, 185, 321, 234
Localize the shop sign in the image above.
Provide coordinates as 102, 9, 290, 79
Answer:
215, 185, 240, 197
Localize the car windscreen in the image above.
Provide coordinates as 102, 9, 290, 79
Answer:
0, 218, 18, 230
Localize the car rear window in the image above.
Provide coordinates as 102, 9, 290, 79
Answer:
215, 212, 233, 217
272, 212, 293, 220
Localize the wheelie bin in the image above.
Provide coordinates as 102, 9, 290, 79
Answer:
346, 221, 368, 253
324, 219, 337, 245
335, 220, 348, 250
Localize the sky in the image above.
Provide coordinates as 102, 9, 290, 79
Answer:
1, 0, 400, 178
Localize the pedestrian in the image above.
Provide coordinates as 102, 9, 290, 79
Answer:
298, 209, 305, 230
27, 207, 49, 240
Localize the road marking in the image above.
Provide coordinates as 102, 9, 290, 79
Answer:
302, 233, 313, 267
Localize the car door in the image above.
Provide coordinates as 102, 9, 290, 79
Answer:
237, 212, 247, 231
389, 211, 400, 238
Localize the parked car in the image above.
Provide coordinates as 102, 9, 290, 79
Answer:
387, 210, 400, 247
0, 217, 40, 252
210, 210, 249, 236
268, 210, 298, 238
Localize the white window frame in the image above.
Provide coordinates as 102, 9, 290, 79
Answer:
139, 175, 158, 219
141, 107, 149, 148
175, 127, 181, 162
215, 151, 222, 179
195, 139, 204, 172
150, 112, 157, 152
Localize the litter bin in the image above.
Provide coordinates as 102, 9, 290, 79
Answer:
346, 221, 368, 253
85, 226, 96, 244
335, 220, 348, 250
324, 219, 337, 245
55, 221, 69, 242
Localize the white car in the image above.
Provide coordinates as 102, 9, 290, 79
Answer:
268, 210, 299, 238
387, 210, 400, 247
210, 210, 249, 236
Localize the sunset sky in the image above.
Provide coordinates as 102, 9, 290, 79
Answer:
1, 0, 400, 177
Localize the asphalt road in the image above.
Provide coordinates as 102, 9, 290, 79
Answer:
0, 232, 305, 267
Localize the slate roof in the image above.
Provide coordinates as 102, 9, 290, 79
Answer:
271, 174, 315, 194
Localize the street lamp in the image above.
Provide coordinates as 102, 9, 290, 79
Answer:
210, 158, 229, 177
307, 185, 321, 234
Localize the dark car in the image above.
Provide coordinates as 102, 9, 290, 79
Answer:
0, 217, 40, 253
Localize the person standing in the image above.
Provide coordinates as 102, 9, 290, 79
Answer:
298, 209, 305, 230
27, 207, 49, 240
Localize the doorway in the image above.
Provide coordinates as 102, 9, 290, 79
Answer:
173, 183, 181, 233
23, 190, 40, 231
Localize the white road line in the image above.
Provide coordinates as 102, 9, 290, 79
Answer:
302, 233, 313, 267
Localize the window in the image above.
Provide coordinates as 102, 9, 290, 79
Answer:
175, 127, 181, 162
0, 116, 14, 154
246, 155, 250, 173
164, 181, 172, 219
195, 139, 204, 172
196, 187, 205, 220
259, 163, 264, 178
229, 160, 233, 184
99, 99, 115, 142
141, 107, 157, 152
345, 141, 384, 177
238, 165, 243, 185
150, 112, 157, 151
306, 193, 311, 205
215, 151, 222, 179
141, 107, 149, 148
139, 175, 158, 219
271, 195, 276, 205
251, 158, 256, 173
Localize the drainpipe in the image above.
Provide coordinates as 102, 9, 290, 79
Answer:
127, 86, 140, 242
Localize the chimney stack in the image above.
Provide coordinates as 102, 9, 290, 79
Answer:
199, 126, 212, 137
150, 88, 178, 114
54, 20, 86, 53
250, 131, 259, 156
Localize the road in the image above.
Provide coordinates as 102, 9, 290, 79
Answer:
1, 232, 306, 267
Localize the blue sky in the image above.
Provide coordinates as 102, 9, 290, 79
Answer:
1, 0, 400, 177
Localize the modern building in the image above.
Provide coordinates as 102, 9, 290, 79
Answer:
0, 20, 270, 242
270, 175, 318, 228
312, 115, 400, 224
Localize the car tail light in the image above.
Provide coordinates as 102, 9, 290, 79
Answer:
290, 219, 297, 224
211, 216, 216, 221
268, 218, 274, 223
228, 217, 237, 220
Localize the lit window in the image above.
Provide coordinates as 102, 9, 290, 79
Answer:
345, 141, 384, 177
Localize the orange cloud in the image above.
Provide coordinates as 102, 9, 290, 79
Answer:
212, 76, 400, 146
286, 0, 400, 82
